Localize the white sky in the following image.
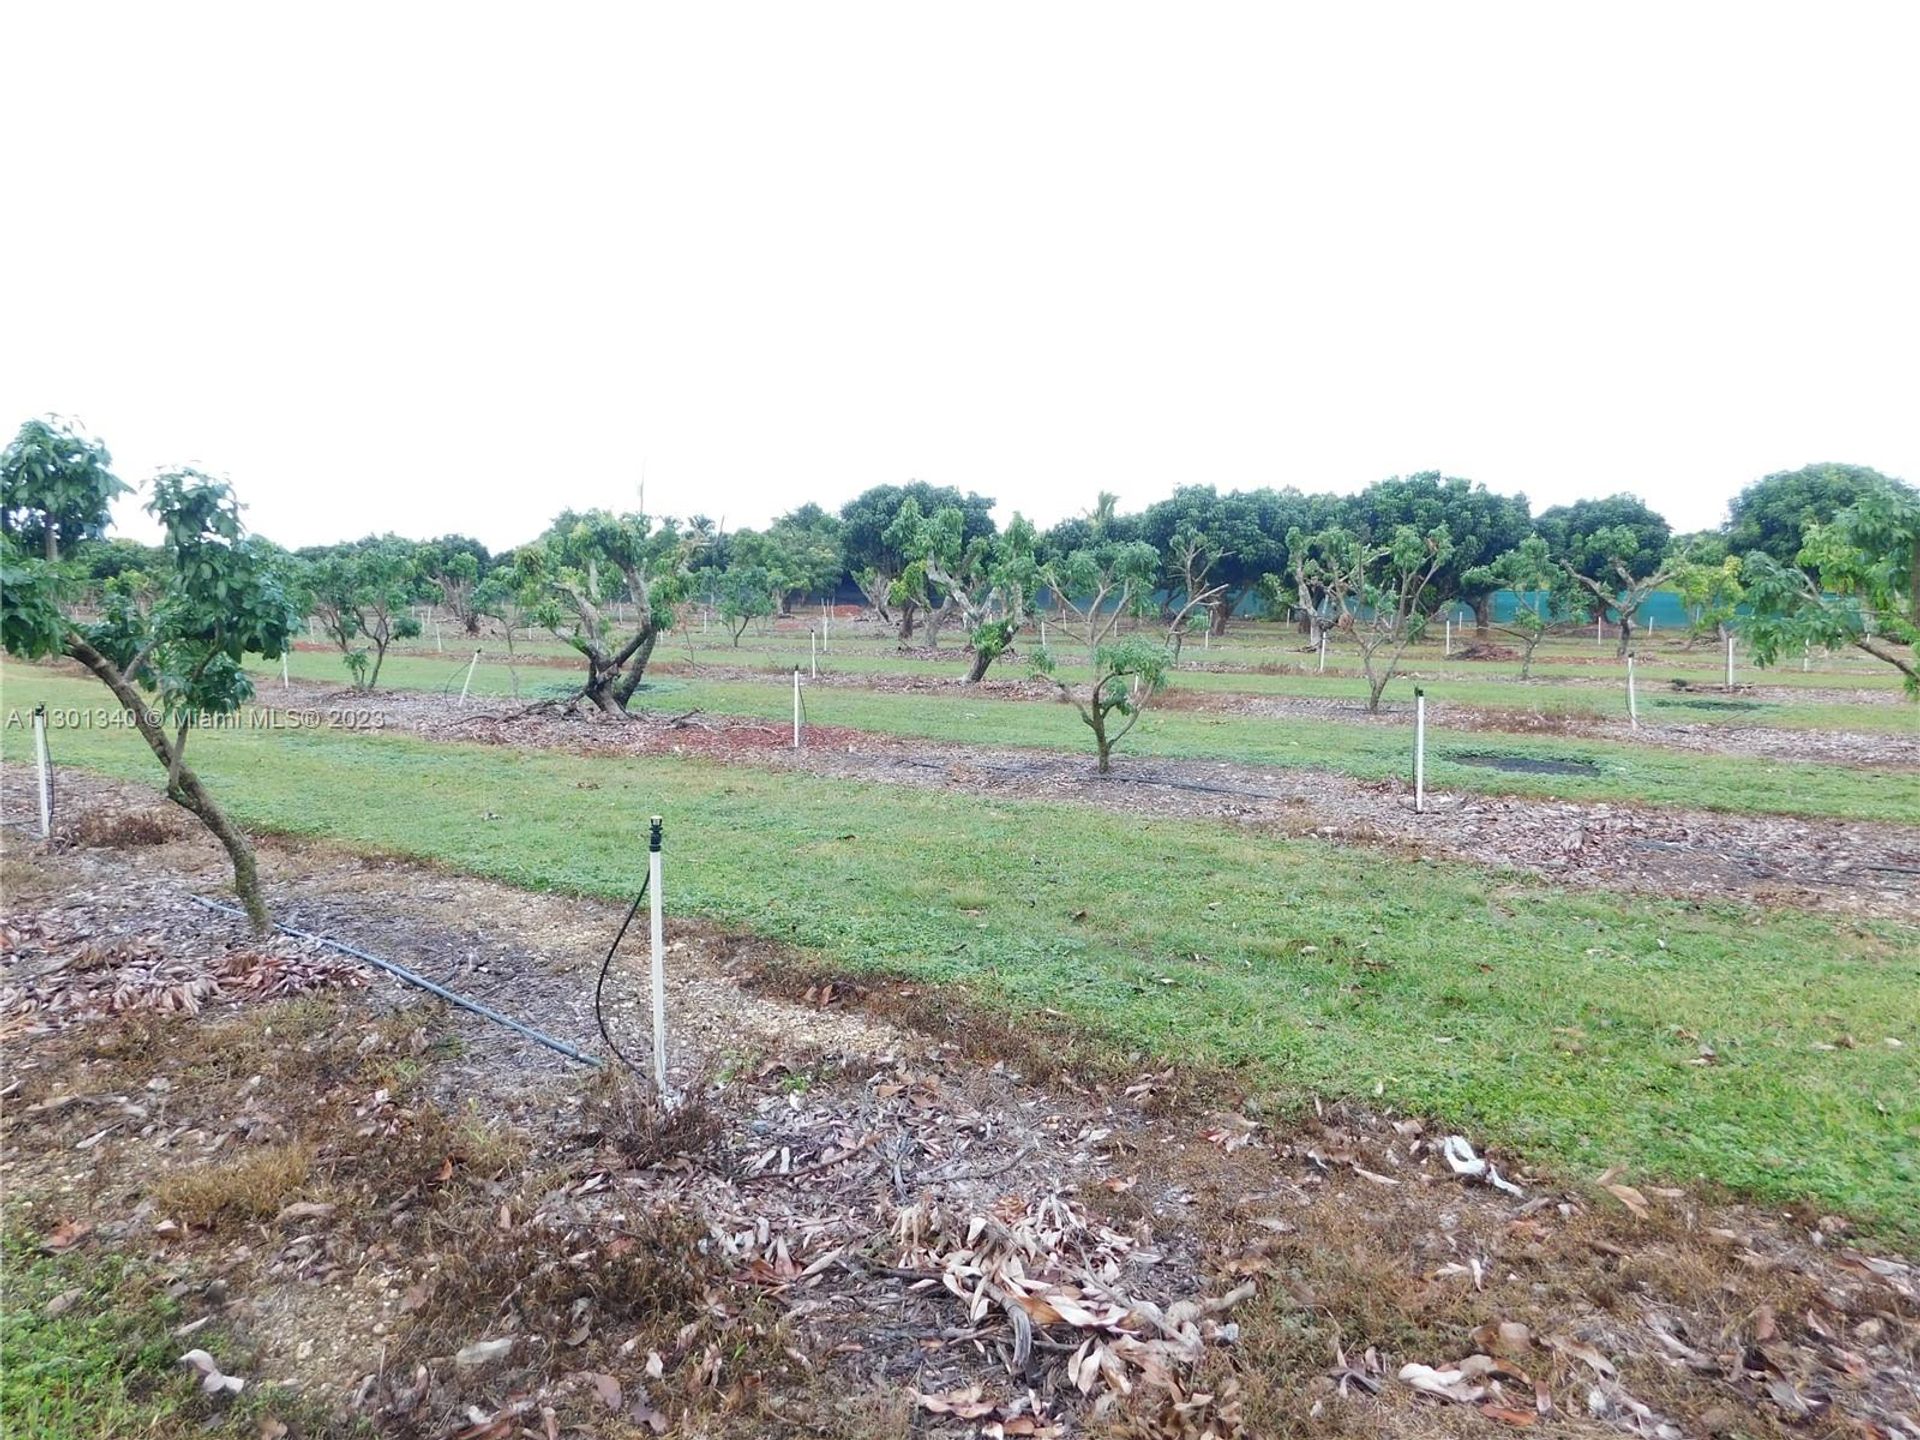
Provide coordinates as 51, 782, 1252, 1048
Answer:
3, 2, 1915, 552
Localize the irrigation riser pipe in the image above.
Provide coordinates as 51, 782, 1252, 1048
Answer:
32, 703, 53, 839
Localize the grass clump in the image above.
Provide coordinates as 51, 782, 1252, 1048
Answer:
0, 1231, 359, 1440
152, 1142, 315, 1232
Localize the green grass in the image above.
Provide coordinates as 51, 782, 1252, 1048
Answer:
229, 652, 1916, 824
5, 669, 1916, 1239
0, 1231, 352, 1439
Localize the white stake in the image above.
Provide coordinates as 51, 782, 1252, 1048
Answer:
1203, 627, 1209, 652
647, 816, 668, 1096
1444, 617, 1452, 656
460, 648, 481, 702
1596, 616, 1603, 647
821, 602, 830, 653
792, 668, 802, 749
282, 650, 290, 690
433, 613, 443, 653
1040, 618, 1047, 649
810, 628, 818, 678
1413, 687, 1427, 814
1725, 633, 1735, 689
1317, 629, 1327, 673
1647, 614, 1654, 635
1626, 653, 1638, 729
1801, 643, 1810, 672
32, 704, 52, 839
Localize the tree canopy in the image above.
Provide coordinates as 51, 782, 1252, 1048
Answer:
1726, 464, 1900, 567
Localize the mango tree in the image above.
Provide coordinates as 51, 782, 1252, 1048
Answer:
0, 468, 296, 932
417, 536, 490, 635
919, 514, 1040, 682
1, 416, 126, 561
1669, 536, 1746, 648
307, 538, 422, 690
1538, 496, 1673, 655
1743, 484, 1919, 696
1460, 534, 1558, 678
518, 509, 694, 713
1282, 523, 1454, 712
1032, 633, 1170, 773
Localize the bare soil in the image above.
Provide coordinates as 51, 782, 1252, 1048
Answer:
3, 775, 1916, 1438
262, 681, 1920, 922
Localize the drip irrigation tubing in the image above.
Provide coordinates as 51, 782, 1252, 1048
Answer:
189, 894, 603, 1067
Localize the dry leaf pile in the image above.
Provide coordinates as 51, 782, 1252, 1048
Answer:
0, 911, 364, 1037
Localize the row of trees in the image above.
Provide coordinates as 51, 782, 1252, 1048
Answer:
4, 418, 1915, 926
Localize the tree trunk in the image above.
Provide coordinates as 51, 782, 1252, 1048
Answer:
1616, 614, 1633, 657
964, 648, 993, 683
366, 640, 388, 691
1473, 595, 1493, 640
66, 638, 270, 933
896, 600, 917, 643
610, 626, 661, 708
1208, 598, 1231, 636
45, 526, 59, 562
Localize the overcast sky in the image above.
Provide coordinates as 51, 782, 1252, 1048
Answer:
3, 2, 1915, 553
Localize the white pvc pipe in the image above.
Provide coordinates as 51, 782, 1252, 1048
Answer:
460, 648, 481, 702
821, 601, 830, 653
282, 650, 290, 690
810, 629, 818, 678
1317, 629, 1327, 673
648, 817, 668, 1096
32, 705, 52, 839
1626, 654, 1638, 729
1596, 617, 1603, 647
792, 669, 802, 749
433, 614, 443, 653
1444, 618, 1451, 656
1413, 689, 1427, 814
1040, 618, 1047, 649
1726, 634, 1735, 688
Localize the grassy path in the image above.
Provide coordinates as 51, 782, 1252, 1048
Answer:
4, 670, 1916, 1238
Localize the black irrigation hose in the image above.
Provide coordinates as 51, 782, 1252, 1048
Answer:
593, 875, 652, 1078
189, 895, 603, 1067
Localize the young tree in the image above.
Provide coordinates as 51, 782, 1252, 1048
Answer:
307, 538, 423, 690
417, 536, 491, 635
1161, 524, 1228, 660
707, 560, 776, 645
1283, 523, 1454, 712
1041, 534, 1161, 651
1539, 496, 1674, 655
473, 566, 532, 694
920, 514, 1040, 682
518, 509, 695, 713
1461, 534, 1558, 678
1345, 472, 1531, 638
1, 416, 127, 561
1743, 485, 1919, 695
1, 470, 296, 932
1032, 634, 1170, 773
1668, 536, 1746, 648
